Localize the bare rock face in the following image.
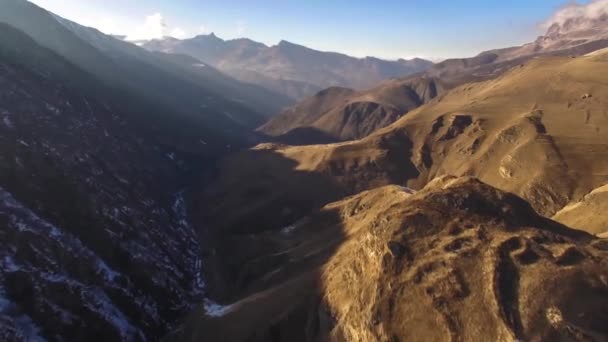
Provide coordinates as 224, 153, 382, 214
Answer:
168, 177, 608, 342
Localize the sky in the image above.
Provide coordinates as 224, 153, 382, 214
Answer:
28, 0, 596, 60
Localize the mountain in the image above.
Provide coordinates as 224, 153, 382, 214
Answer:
170, 176, 608, 341
198, 50, 608, 267
0, 0, 292, 147
259, 77, 446, 143
553, 184, 608, 236
261, 11, 608, 145
0, 0, 292, 340
0, 22, 207, 340
142, 34, 434, 100
170, 50, 608, 341
3, 0, 608, 341
425, 11, 608, 85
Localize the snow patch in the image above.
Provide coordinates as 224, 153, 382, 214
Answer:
96, 259, 121, 282
2, 116, 14, 129
3, 255, 21, 272
0, 186, 142, 338
203, 299, 235, 317
280, 217, 309, 235
39, 272, 143, 340
192, 63, 207, 68
0, 290, 46, 341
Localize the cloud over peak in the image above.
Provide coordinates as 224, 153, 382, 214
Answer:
545, 0, 608, 32
125, 13, 202, 41
126, 13, 166, 41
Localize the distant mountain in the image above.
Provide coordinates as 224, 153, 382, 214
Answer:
425, 12, 608, 84
142, 34, 434, 100
263, 13, 608, 145
259, 77, 446, 143
0, 0, 292, 150
223, 49, 608, 222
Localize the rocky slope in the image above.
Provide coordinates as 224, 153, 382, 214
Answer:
553, 184, 608, 236
142, 34, 433, 100
259, 77, 446, 143
0, 0, 290, 137
169, 177, 608, 341
183, 50, 608, 339
3, 1, 608, 341
202, 50, 608, 261
0, 21, 212, 341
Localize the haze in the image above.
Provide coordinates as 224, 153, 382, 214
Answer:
28, 0, 594, 59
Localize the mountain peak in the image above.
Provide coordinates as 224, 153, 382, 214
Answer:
277, 40, 301, 48
193, 32, 224, 42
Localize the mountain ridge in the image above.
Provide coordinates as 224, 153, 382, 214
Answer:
142, 33, 434, 100
259, 12, 608, 145
0, 0, 292, 150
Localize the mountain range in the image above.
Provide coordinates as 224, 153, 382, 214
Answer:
187, 41, 608, 342
259, 15, 608, 144
142, 34, 434, 100
1, 0, 608, 341
0, 0, 292, 148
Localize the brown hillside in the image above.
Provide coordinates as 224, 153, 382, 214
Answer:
257, 17, 608, 146
259, 77, 446, 143
553, 184, 608, 236
170, 177, 608, 341
244, 52, 608, 219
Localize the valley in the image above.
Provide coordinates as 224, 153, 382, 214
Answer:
0, 0, 608, 341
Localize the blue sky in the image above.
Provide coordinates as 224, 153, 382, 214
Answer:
29, 0, 593, 60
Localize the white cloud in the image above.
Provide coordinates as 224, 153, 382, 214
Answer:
122, 13, 197, 41
126, 13, 167, 41
170, 27, 188, 39
544, 0, 608, 31
198, 25, 209, 34
235, 21, 247, 36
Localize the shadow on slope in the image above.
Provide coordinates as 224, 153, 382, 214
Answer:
262, 127, 341, 146
179, 148, 351, 341
170, 174, 608, 341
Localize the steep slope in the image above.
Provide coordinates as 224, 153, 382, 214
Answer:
0, 0, 289, 143
259, 77, 446, 143
0, 23, 207, 341
553, 184, 608, 236
170, 177, 608, 341
149, 51, 293, 117
207, 51, 608, 227
142, 34, 433, 100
